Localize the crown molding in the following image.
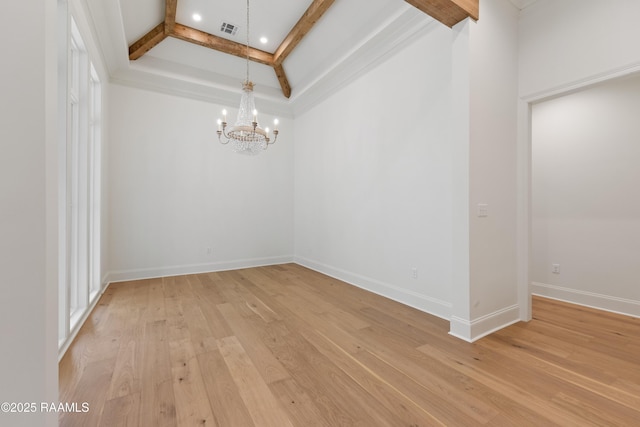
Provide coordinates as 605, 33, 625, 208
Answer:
83, 0, 437, 117
289, 7, 437, 116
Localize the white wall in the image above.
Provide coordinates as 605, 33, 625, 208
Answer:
519, 0, 640, 98
107, 84, 294, 281
294, 0, 521, 337
532, 75, 640, 316
294, 25, 454, 319
469, 0, 519, 319
519, 0, 640, 316
450, 0, 520, 340
0, 1, 58, 425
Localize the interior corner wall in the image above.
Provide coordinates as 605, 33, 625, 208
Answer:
450, 0, 520, 341
0, 1, 58, 425
107, 84, 294, 282
293, 25, 454, 319
531, 75, 640, 316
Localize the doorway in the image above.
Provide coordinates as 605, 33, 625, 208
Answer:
522, 72, 640, 319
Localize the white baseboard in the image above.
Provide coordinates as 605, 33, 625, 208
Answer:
104, 255, 295, 284
99, 257, 531, 344
58, 280, 111, 362
294, 256, 451, 320
61, 258, 292, 361
532, 282, 640, 318
449, 305, 521, 343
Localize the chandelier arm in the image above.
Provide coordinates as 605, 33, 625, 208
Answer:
217, 122, 231, 144
267, 131, 278, 145
217, 133, 230, 145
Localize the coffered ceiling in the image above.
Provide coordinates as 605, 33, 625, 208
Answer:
84, 0, 490, 117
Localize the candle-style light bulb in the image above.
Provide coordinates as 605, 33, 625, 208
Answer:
253, 109, 258, 122
265, 127, 270, 134
222, 109, 227, 122
217, 118, 222, 131
273, 118, 279, 130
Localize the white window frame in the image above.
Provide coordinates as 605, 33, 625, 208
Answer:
88, 64, 102, 300
59, 13, 102, 350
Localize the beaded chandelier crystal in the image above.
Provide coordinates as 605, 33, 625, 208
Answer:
217, 0, 279, 155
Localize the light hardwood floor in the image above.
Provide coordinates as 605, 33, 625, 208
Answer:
59, 264, 640, 426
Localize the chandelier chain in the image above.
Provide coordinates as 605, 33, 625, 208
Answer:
246, 0, 250, 83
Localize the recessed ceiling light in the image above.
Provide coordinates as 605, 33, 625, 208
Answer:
192, 13, 202, 22
259, 36, 268, 44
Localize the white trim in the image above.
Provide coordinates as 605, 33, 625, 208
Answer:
517, 63, 640, 328
70, 0, 111, 80
532, 282, 640, 319
521, 61, 640, 103
101, 273, 109, 288
449, 305, 521, 343
516, 98, 532, 322
102, 256, 451, 315
105, 255, 295, 284
58, 280, 109, 362
59, 10, 104, 353
289, 8, 438, 116
64, 258, 448, 358
57, 0, 70, 349
113, 54, 290, 115
87, 0, 435, 118
80, 0, 129, 77
294, 256, 451, 321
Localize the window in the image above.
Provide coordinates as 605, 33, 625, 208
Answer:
59, 17, 102, 350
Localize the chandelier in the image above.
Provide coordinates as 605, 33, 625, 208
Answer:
217, 0, 279, 155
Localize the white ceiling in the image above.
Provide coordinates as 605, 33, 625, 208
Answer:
84, 1, 534, 117
85, 0, 440, 116
508, 0, 539, 10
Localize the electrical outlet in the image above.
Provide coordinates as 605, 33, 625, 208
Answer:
552, 264, 560, 274
411, 267, 418, 279
206, 247, 213, 255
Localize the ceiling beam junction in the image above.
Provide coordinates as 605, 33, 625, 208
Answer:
128, 0, 335, 99
164, 0, 178, 35
129, 0, 480, 97
273, 0, 335, 66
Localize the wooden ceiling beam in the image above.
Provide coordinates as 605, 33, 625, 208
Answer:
128, 0, 329, 98
273, 64, 292, 99
405, 0, 479, 27
171, 23, 274, 66
164, 0, 178, 35
129, 23, 167, 60
273, 0, 335, 66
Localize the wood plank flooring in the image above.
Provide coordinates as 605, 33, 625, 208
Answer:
59, 264, 640, 426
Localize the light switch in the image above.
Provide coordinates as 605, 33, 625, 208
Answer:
477, 203, 488, 218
